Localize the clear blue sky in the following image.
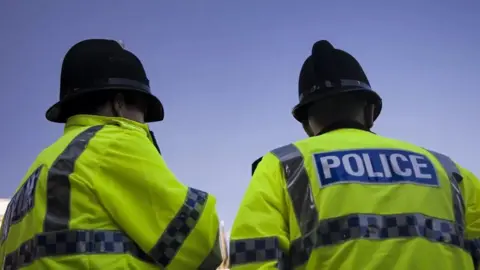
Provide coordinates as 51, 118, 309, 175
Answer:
0, 1, 479, 229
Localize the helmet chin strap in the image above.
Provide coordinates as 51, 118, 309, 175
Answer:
302, 121, 315, 137
363, 104, 374, 129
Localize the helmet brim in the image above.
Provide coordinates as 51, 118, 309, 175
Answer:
45, 86, 164, 123
292, 87, 382, 123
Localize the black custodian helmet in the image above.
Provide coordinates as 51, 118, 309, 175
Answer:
45, 39, 164, 123
292, 40, 382, 122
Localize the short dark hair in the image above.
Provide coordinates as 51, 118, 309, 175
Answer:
307, 92, 368, 125
62, 90, 146, 118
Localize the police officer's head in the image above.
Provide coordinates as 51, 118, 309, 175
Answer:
293, 40, 382, 136
45, 39, 164, 124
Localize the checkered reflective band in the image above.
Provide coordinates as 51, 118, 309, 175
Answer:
230, 237, 284, 266
289, 212, 467, 267
3, 187, 210, 269
148, 187, 209, 268
3, 230, 154, 269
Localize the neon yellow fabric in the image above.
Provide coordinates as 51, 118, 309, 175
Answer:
230, 152, 292, 270
230, 128, 477, 269
0, 115, 221, 269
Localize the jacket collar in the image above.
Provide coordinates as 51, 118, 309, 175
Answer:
65, 114, 152, 139
65, 115, 163, 153
315, 120, 372, 136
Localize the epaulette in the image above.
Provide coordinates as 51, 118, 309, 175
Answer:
251, 157, 263, 176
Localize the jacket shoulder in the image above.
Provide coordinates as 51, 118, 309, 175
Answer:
251, 143, 299, 175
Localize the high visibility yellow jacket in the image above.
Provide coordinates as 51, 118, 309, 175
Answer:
230, 127, 480, 270
0, 115, 222, 270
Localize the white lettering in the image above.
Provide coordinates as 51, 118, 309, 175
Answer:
379, 154, 392, 177
362, 153, 384, 177
343, 154, 365, 176
315, 150, 438, 187
409, 155, 432, 179
320, 156, 341, 179
390, 153, 412, 177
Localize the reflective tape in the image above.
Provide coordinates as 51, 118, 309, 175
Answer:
3, 230, 154, 269
148, 187, 209, 268
44, 125, 104, 232
271, 144, 318, 236
427, 150, 465, 237
289, 212, 467, 267
427, 150, 473, 265
230, 237, 284, 266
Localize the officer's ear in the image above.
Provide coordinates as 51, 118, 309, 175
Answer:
112, 93, 127, 113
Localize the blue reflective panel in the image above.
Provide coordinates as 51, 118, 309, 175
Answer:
313, 149, 439, 187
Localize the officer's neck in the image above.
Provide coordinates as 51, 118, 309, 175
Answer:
314, 120, 371, 136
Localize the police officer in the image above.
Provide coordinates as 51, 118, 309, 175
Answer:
229, 40, 480, 269
0, 39, 222, 269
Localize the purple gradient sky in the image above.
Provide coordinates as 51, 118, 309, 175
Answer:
0, 1, 479, 228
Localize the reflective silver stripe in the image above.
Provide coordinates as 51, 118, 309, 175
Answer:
43, 125, 104, 232
427, 150, 466, 237
229, 237, 284, 266
198, 231, 223, 269
148, 187, 209, 268
228, 144, 310, 267
271, 144, 318, 236
427, 150, 473, 264
289, 212, 467, 267
3, 229, 155, 269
